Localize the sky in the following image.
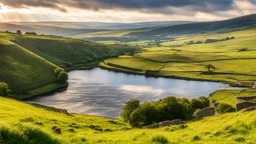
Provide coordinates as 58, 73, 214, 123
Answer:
0, 0, 255, 22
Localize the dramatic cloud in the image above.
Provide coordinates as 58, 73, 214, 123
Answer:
0, 0, 255, 22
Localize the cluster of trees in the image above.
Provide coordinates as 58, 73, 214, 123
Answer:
4, 30, 37, 36
54, 68, 68, 83
121, 96, 210, 127
0, 82, 10, 97
205, 37, 235, 43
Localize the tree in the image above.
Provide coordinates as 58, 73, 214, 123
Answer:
205, 64, 216, 72
0, 82, 10, 97
129, 103, 159, 127
57, 71, 68, 83
121, 99, 140, 122
16, 30, 22, 35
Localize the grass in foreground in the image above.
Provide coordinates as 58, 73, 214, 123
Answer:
0, 97, 256, 143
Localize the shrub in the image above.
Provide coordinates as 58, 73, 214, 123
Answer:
191, 99, 204, 110
0, 82, 10, 97
152, 135, 168, 144
129, 103, 158, 127
121, 99, 140, 122
57, 71, 68, 83
216, 103, 235, 114
54, 68, 64, 76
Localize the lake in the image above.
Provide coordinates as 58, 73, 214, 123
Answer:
30, 67, 237, 118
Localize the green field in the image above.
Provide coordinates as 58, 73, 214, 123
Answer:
0, 97, 256, 144
100, 28, 256, 84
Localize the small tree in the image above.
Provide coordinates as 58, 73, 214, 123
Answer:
54, 68, 63, 76
58, 71, 68, 83
0, 82, 10, 97
121, 99, 140, 122
16, 30, 22, 35
205, 64, 216, 72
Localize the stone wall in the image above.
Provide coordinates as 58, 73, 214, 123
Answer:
28, 102, 69, 115
195, 107, 215, 119
236, 102, 256, 111
236, 96, 256, 111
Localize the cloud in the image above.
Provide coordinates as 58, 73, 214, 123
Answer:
1, 0, 235, 14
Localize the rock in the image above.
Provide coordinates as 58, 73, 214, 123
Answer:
67, 128, 75, 132
143, 123, 159, 129
104, 129, 113, 132
159, 119, 185, 127
195, 107, 215, 119
242, 106, 256, 112
213, 102, 219, 108
52, 126, 61, 134
54, 128, 62, 134
89, 125, 103, 131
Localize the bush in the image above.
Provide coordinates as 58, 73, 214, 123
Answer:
16, 30, 22, 35
152, 135, 168, 144
122, 96, 210, 127
54, 68, 64, 76
121, 99, 140, 122
216, 103, 235, 114
129, 103, 158, 127
57, 72, 68, 83
0, 82, 10, 97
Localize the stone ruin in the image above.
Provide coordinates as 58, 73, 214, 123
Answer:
195, 107, 215, 119
236, 96, 256, 111
143, 119, 185, 129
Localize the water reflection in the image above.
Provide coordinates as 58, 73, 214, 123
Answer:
29, 68, 237, 118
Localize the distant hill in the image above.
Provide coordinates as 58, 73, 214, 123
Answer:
129, 14, 256, 37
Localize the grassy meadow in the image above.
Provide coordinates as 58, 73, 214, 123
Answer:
0, 97, 256, 144
100, 28, 256, 84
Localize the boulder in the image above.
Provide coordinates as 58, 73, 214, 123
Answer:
195, 107, 215, 119
143, 123, 159, 129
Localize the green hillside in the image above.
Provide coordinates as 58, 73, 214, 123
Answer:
0, 32, 59, 94
0, 97, 255, 144
0, 32, 139, 98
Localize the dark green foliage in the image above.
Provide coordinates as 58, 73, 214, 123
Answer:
122, 96, 210, 127
129, 103, 158, 127
238, 48, 249, 52
25, 32, 37, 35
191, 97, 209, 111
192, 135, 201, 141
16, 30, 22, 35
0, 82, 10, 97
205, 64, 216, 72
216, 103, 235, 114
57, 72, 68, 83
121, 99, 140, 122
151, 135, 168, 144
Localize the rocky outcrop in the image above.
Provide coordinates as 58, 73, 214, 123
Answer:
236, 96, 256, 111
195, 107, 215, 119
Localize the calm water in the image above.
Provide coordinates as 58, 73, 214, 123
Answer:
30, 68, 236, 118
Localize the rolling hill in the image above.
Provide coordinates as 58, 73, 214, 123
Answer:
0, 32, 139, 97
129, 14, 256, 37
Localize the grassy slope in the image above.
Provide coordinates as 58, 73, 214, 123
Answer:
209, 89, 256, 107
13, 34, 139, 69
0, 32, 59, 94
100, 28, 256, 84
0, 97, 256, 144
